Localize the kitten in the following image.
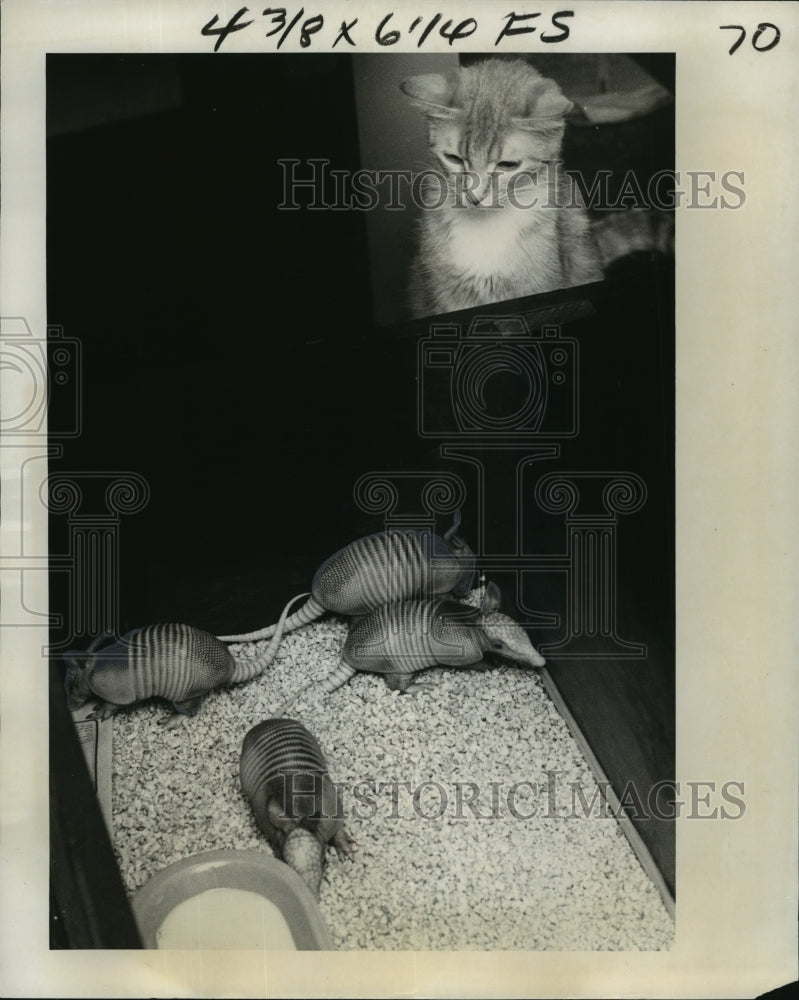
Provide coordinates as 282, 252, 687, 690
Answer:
400, 59, 669, 319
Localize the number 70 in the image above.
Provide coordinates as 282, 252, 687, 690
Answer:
720, 22, 780, 55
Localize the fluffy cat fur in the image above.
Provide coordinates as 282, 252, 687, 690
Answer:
400, 59, 670, 319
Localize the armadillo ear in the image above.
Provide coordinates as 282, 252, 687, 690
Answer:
443, 509, 462, 543
267, 795, 296, 834
400, 73, 460, 118
443, 509, 468, 553
481, 582, 501, 614
86, 631, 112, 654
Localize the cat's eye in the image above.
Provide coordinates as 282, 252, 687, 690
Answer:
496, 160, 521, 171
443, 153, 465, 166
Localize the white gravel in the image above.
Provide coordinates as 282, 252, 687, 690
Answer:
111, 601, 674, 950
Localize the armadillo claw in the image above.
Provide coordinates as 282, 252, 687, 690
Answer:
87, 701, 118, 722
405, 677, 442, 696
158, 712, 188, 730
333, 830, 358, 860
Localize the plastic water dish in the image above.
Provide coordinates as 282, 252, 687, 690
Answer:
131, 849, 332, 950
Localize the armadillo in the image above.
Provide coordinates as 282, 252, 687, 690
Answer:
63, 593, 307, 721
277, 582, 545, 715
218, 511, 474, 643
240, 717, 356, 899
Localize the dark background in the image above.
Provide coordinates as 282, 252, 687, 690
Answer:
47, 53, 676, 930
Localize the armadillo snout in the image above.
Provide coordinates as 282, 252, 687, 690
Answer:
282, 828, 325, 899
482, 612, 546, 669
529, 648, 546, 668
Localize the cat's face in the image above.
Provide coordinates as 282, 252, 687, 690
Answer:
425, 119, 560, 209
401, 59, 572, 210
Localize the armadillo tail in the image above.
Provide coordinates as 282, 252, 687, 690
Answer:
231, 592, 311, 683
320, 662, 358, 696
217, 595, 326, 644
273, 662, 358, 718
273, 685, 310, 719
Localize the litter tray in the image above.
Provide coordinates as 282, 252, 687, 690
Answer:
131, 849, 332, 950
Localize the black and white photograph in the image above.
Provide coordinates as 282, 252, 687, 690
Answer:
0, 2, 797, 997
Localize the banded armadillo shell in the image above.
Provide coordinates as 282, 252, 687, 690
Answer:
342, 598, 485, 676
85, 624, 236, 713
241, 719, 343, 837
218, 523, 474, 643
312, 529, 472, 616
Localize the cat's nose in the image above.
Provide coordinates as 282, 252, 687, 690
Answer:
466, 182, 490, 206
454, 171, 493, 208
472, 173, 501, 207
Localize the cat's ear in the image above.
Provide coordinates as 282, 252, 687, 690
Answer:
513, 78, 574, 129
400, 73, 459, 118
